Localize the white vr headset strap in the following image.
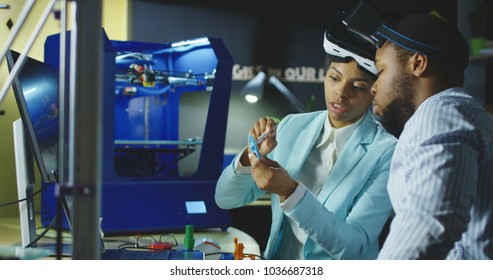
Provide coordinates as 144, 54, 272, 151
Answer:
323, 35, 377, 75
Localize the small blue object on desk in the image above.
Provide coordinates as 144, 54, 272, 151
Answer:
168, 224, 205, 260
219, 253, 234, 260
167, 250, 205, 260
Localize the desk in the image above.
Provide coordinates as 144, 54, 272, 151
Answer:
229, 198, 272, 253
0, 215, 260, 260
0, 217, 24, 247
103, 227, 260, 260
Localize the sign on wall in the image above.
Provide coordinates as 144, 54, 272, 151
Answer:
232, 64, 325, 83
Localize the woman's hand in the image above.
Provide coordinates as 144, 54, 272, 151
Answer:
240, 117, 278, 166
248, 152, 297, 203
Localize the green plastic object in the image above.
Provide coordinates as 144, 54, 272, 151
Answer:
184, 225, 195, 250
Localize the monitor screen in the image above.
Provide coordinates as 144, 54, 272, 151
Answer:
7, 50, 59, 183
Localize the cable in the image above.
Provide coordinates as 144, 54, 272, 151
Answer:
0, 182, 64, 250
24, 214, 57, 248
0, 183, 50, 208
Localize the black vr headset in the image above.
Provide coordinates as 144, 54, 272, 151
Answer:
324, 11, 378, 78
343, 0, 466, 70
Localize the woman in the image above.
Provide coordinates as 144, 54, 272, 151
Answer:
215, 13, 397, 260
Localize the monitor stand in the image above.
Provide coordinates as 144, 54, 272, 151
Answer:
12, 118, 71, 255
13, 118, 37, 247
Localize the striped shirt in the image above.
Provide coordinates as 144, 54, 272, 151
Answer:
378, 88, 493, 260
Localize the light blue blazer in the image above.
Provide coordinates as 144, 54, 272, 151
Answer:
215, 110, 397, 259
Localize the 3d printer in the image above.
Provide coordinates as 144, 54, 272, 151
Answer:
41, 32, 233, 234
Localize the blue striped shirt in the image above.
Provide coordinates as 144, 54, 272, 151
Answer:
378, 88, 493, 259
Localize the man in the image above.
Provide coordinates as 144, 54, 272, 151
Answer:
368, 14, 493, 259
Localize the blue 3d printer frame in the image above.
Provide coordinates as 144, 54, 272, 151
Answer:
43, 31, 233, 234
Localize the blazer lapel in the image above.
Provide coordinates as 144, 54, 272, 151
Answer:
317, 112, 376, 204
267, 112, 327, 258
284, 112, 326, 178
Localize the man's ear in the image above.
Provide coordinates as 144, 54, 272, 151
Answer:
409, 53, 428, 77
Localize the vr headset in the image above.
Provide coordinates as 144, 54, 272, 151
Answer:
343, 0, 462, 69
323, 11, 378, 78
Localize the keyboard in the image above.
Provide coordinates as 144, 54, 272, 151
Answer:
101, 249, 171, 260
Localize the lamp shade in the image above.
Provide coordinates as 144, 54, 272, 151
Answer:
240, 71, 266, 103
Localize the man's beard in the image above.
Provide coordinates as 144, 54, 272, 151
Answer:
379, 72, 416, 138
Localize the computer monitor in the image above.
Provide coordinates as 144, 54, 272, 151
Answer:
7, 50, 73, 255
6, 50, 59, 184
